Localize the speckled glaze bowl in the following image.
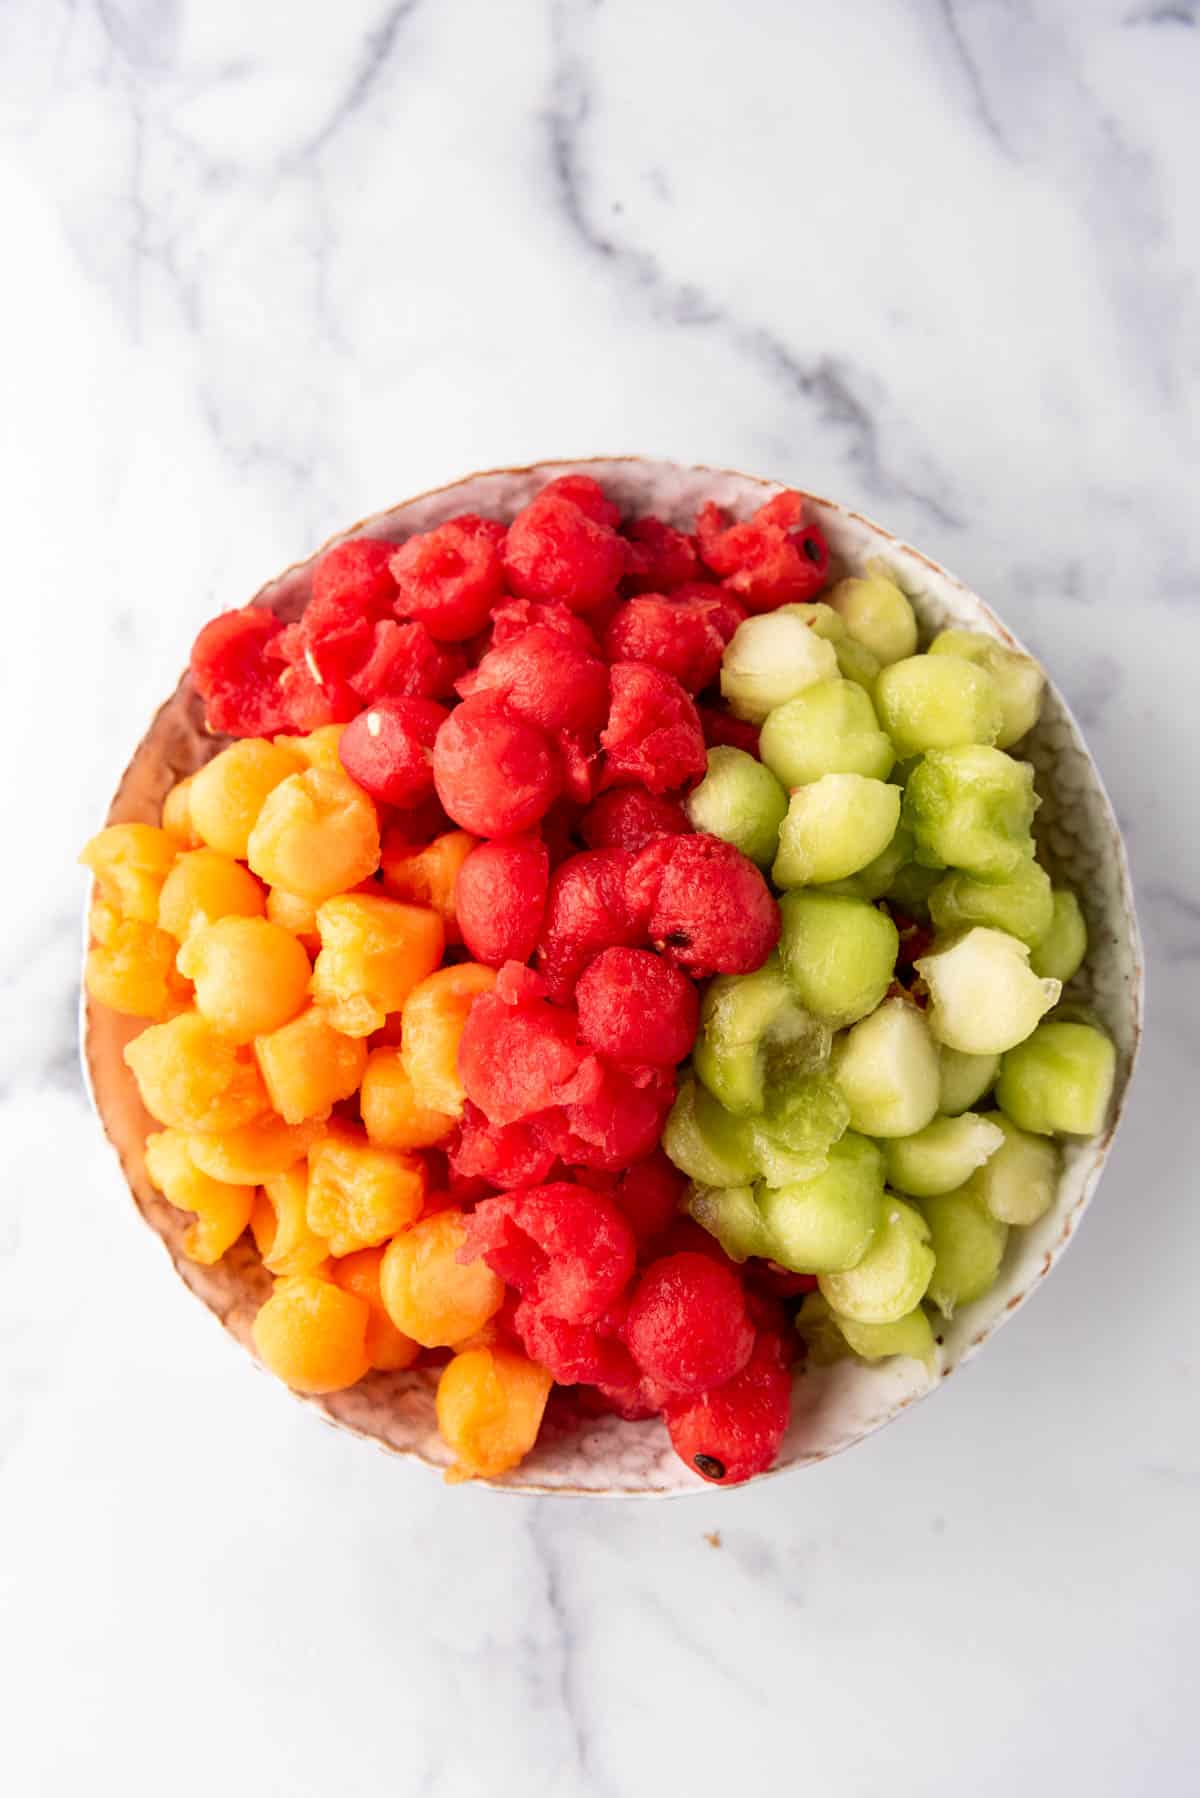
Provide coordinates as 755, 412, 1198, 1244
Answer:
82, 458, 1144, 1496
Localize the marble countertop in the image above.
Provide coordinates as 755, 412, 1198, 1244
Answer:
3, 1, 1198, 1792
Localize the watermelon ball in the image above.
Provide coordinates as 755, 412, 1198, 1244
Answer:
612, 1151, 686, 1246
349, 619, 466, 703
190, 607, 288, 737
455, 836, 550, 968
457, 625, 610, 738
627, 834, 780, 976
541, 1062, 676, 1172
503, 488, 626, 613
537, 473, 622, 528
488, 596, 602, 654
448, 1101, 559, 1191
699, 705, 761, 759
602, 589, 741, 695
461, 1183, 637, 1325
579, 787, 690, 855
535, 848, 642, 1002
575, 946, 699, 1066
279, 539, 401, 696
337, 696, 447, 807
622, 516, 700, 593
512, 1300, 641, 1389
664, 1330, 793, 1485
275, 648, 360, 730
390, 514, 506, 642
624, 1251, 755, 1399
311, 538, 400, 628
458, 976, 596, 1128
696, 491, 830, 612
433, 695, 559, 837
600, 663, 708, 795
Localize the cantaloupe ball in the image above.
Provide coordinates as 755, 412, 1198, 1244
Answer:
86, 918, 190, 1019
331, 1247, 420, 1372
360, 1047, 456, 1150
250, 1165, 330, 1276
252, 1273, 370, 1394
157, 848, 266, 941
189, 739, 306, 859
253, 1004, 368, 1125
400, 963, 498, 1117
380, 829, 477, 942
276, 724, 346, 770
246, 767, 380, 904
185, 1115, 320, 1185
80, 823, 178, 924
380, 1211, 503, 1348
436, 1347, 554, 1482
176, 916, 311, 1043
161, 775, 202, 847
124, 1010, 269, 1132
311, 895, 445, 1037
265, 887, 320, 953
144, 1129, 255, 1264
306, 1124, 426, 1257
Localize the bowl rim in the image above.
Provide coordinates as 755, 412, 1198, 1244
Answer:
80, 455, 1145, 1497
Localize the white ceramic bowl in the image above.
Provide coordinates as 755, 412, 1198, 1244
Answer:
82, 458, 1144, 1495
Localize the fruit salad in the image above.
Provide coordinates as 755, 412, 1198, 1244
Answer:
81, 473, 1116, 1487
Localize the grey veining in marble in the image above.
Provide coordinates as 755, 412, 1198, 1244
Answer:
1, 2, 1198, 1793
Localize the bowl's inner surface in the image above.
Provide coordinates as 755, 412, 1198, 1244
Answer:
83, 459, 1143, 1496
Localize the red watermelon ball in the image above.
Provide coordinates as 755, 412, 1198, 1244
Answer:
432, 694, 560, 837
663, 1331, 793, 1485
454, 835, 550, 968
337, 696, 447, 807
574, 946, 699, 1066
624, 1251, 755, 1399
390, 514, 506, 642
627, 834, 780, 977
503, 488, 626, 612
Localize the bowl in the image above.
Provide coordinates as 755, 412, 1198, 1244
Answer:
82, 457, 1144, 1495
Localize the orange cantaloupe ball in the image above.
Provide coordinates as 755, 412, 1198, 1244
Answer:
125, 1010, 269, 1133
275, 724, 346, 770
161, 774, 202, 848
250, 1165, 330, 1277
379, 1211, 503, 1348
185, 1115, 321, 1185
253, 1004, 368, 1126
360, 1047, 456, 1150
246, 766, 380, 904
80, 823, 178, 924
380, 828, 477, 942
85, 917, 190, 1019
189, 739, 306, 859
400, 962, 498, 1117
331, 1246, 420, 1372
157, 847, 266, 941
144, 1129, 255, 1265
266, 887, 321, 952
435, 1347, 554, 1482
252, 1273, 370, 1394
176, 915, 312, 1043
311, 894, 445, 1038
306, 1123, 426, 1258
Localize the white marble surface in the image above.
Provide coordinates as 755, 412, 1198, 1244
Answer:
2, 1, 1198, 1792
